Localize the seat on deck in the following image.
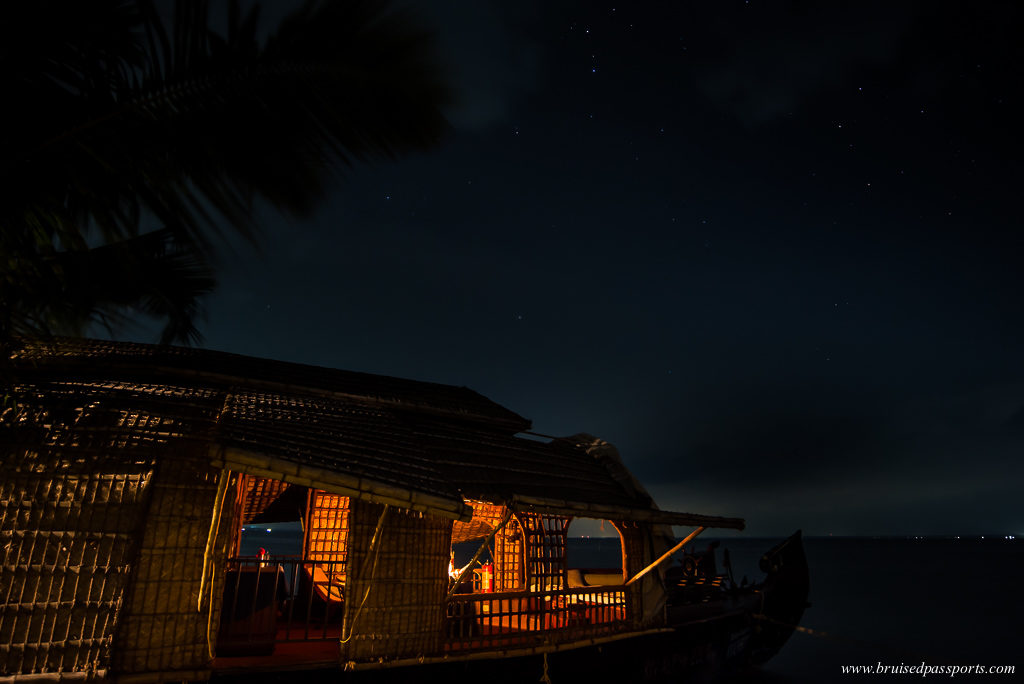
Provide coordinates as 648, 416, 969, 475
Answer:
567, 568, 624, 588
308, 564, 345, 603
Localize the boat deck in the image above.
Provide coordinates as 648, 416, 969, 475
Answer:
212, 598, 631, 673
212, 623, 342, 673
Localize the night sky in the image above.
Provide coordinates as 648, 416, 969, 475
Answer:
138, 1, 1023, 536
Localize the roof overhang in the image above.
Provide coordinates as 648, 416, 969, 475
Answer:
209, 448, 743, 529
211, 446, 474, 521
509, 495, 745, 530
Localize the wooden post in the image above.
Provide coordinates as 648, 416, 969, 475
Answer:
198, 466, 231, 611
624, 526, 705, 587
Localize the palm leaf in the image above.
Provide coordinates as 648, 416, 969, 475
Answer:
8, 229, 214, 345
0, 0, 450, 348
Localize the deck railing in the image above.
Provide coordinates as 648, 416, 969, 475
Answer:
445, 585, 630, 652
218, 557, 630, 657
219, 556, 346, 653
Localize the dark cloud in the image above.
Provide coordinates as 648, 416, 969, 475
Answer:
413, 2, 543, 130
631, 389, 884, 489
1004, 406, 1024, 438
633, 378, 1024, 535
688, 4, 915, 125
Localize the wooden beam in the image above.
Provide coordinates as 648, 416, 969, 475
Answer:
624, 526, 705, 586
345, 627, 676, 670
510, 495, 744, 530
213, 447, 473, 521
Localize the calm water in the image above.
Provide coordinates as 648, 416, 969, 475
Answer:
240, 529, 1024, 682
737, 537, 1024, 683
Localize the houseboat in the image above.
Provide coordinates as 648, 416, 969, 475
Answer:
1, 338, 808, 683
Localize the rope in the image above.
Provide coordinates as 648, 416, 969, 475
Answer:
539, 652, 552, 684
205, 560, 217, 659
340, 505, 389, 644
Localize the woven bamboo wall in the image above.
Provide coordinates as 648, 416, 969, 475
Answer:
111, 454, 236, 675
340, 499, 450, 663
0, 445, 157, 678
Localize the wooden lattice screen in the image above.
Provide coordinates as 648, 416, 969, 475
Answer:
521, 514, 570, 592
304, 491, 350, 566
494, 514, 524, 591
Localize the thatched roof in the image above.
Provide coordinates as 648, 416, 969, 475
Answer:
12, 337, 528, 428
7, 338, 744, 529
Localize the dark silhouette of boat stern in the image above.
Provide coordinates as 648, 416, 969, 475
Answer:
750, 529, 810, 664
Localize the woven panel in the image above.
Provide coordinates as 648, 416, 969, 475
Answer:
221, 392, 459, 506
12, 338, 528, 429
341, 500, 450, 662
450, 501, 504, 544
416, 423, 647, 509
241, 477, 292, 524
0, 459, 154, 677
111, 455, 236, 674
0, 394, 170, 677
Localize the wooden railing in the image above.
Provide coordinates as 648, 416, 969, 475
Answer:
445, 586, 630, 652
218, 558, 630, 657
218, 556, 346, 655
